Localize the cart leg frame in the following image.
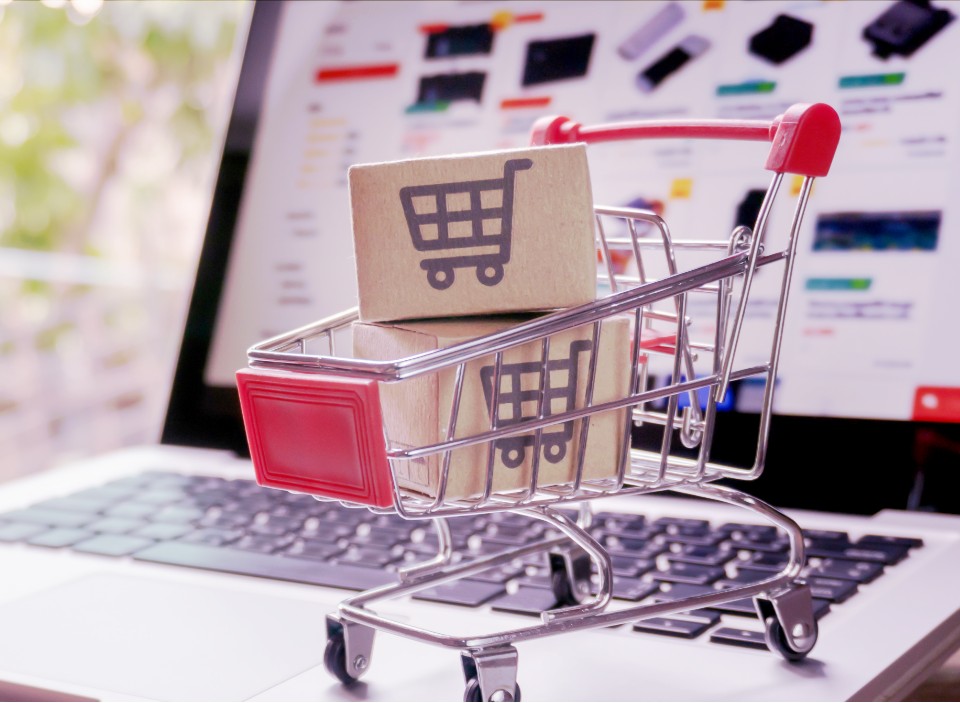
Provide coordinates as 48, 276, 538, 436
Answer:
325, 482, 817, 696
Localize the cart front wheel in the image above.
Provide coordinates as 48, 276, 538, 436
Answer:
463, 679, 521, 702
476, 263, 504, 287
324, 633, 360, 686
764, 616, 816, 663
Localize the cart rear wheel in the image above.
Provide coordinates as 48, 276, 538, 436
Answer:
764, 616, 815, 663
476, 263, 504, 287
463, 678, 521, 701
543, 440, 566, 463
324, 632, 359, 686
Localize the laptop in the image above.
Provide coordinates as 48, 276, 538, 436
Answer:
1, 1, 959, 700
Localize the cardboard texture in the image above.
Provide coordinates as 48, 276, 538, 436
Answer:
349, 144, 597, 322
352, 315, 632, 500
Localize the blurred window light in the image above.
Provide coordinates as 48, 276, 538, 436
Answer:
0, 0, 253, 481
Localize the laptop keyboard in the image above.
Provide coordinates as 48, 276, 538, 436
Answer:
0, 470, 924, 652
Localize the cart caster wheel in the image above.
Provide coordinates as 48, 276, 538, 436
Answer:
463, 678, 521, 702
765, 616, 816, 663
550, 566, 573, 606
548, 546, 592, 607
324, 633, 359, 686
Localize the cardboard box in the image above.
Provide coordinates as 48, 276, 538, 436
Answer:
352, 315, 632, 500
349, 144, 597, 322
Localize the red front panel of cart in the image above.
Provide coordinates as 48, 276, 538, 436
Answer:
236, 368, 394, 508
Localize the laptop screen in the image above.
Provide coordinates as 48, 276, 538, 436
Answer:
164, 0, 960, 514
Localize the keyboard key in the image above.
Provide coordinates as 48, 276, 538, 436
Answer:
0, 522, 48, 542
480, 523, 543, 544
653, 517, 709, 531
806, 577, 858, 604
32, 496, 114, 514
732, 567, 784, 583
363, 523, 416, 540
634, 617, 713, 639
104, 502, 158, 520
469, 564, 526, 584
282, 540, 344, 561
653, 562, 725, 585
27, 528, 94, 548
594, 524, 661, 543
803, 529, 850, 545
594, 512, 646, 531
734, 552, 789, 573
706, 597, 758, 617
667, 544, 736, 567
656, 582, 715, 601
179, 528, 244, 547
133, 489, 192, 505
806, 540, 911, 565
0, 509, 93, 529
663, 530, 724, 548
595, 533, 666, 560
710, 627, 768, 650
805, 558, 884, 583
610, 555, 654, 578
709, 597, 831, 620
133, 542, 396, 590
845, 542, 912, 565
73, 535, 157, 556
151, 505, 206, 524
490, 587, 560, 616
718, 523, 779, 541
673, 608, 721, 625
83, 517, 147, 535
599, 576, 661, 602
333, 547, 402, 569
726, 538, 789, 554
73, 486, 137, 502
199, 513, 255, 531
515, 573, 553, 590
858, 533, 923, 549
413, 579, 507, 607
298, 523, 355, 543
233, 534, 295, 554
130, 523, 193, 541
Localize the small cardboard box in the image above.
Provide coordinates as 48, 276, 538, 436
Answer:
349, 144, 596, 322
352, 315, 632, 500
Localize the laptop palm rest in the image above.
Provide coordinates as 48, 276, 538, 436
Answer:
0, 574, 329, 701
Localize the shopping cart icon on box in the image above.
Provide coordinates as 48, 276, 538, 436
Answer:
480, 339, 591, 468
399, 157, 533, 290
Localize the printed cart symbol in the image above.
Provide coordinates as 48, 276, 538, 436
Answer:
399, 158, 533, 290
479, 339, 592, 468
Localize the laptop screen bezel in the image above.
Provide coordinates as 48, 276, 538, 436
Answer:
161, 0, 283, 458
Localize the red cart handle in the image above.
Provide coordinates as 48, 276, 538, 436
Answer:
530, 102, 841, 177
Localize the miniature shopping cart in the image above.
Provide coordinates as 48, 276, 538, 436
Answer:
400, 157, 533, 290
480, 338, 592, 469
237, 103, 841, 701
